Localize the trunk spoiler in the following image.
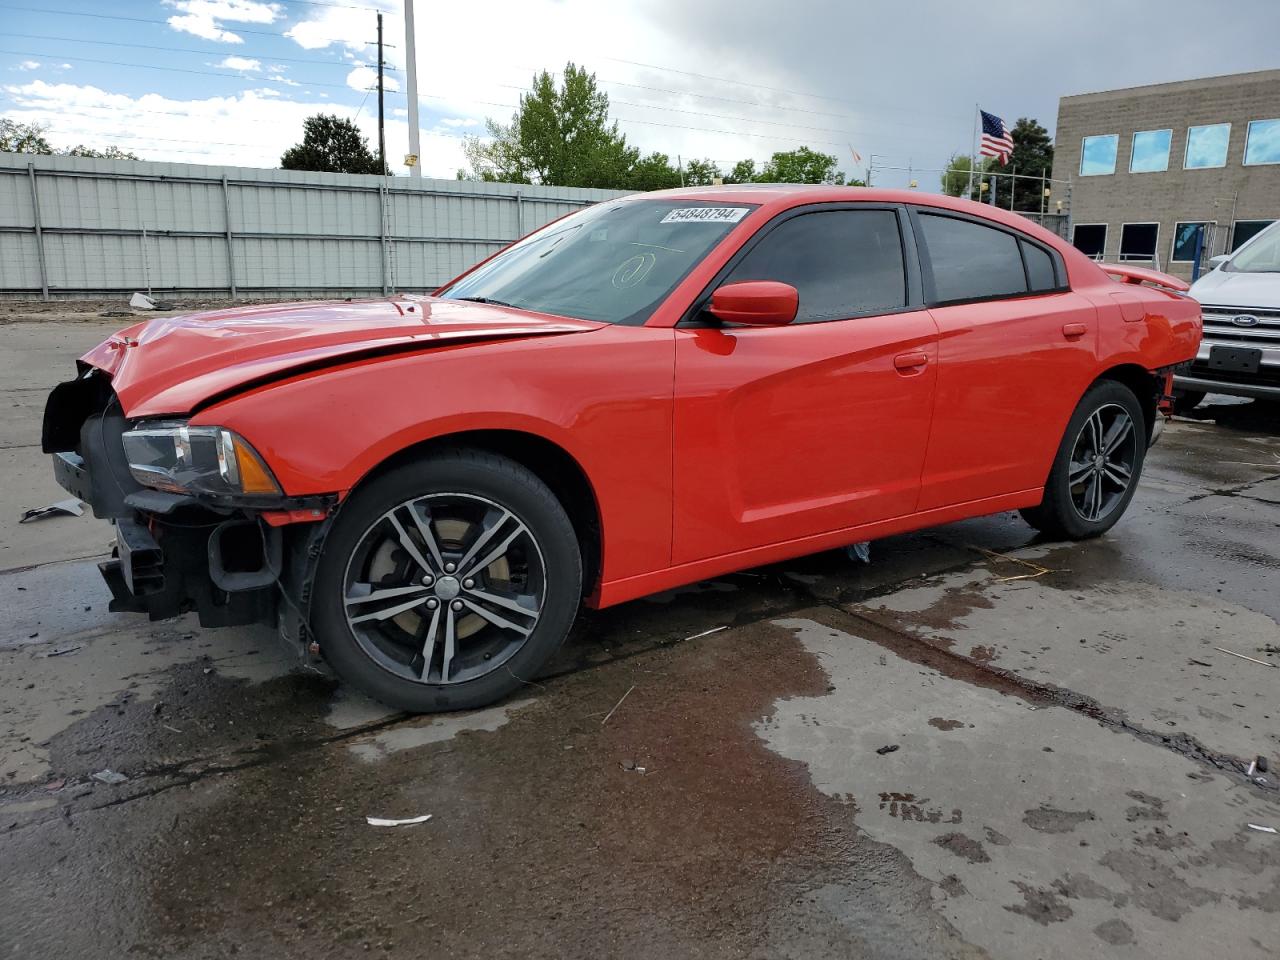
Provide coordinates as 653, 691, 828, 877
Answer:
1101, 263, 1191, 293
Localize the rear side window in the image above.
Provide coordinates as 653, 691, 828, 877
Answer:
919, 213, 1027, 304
1021, 241, 1058, 292
725, 209, 906, 323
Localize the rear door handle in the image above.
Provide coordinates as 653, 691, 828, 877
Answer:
894, 352, 929, 372
1062, 322, 1088, 340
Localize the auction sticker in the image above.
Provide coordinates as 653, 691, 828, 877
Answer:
660, 207, 750, 224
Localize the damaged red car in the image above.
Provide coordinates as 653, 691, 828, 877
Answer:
43, 186, 1201, 712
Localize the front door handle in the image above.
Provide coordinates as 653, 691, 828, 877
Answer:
1062, 322, 1088, 340
894, 352, 929, 372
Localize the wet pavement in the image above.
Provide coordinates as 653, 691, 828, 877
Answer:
2, 318, 1279, 959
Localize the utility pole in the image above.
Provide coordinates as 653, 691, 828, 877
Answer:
376, 11, 386, 175
404, 0, 421, 178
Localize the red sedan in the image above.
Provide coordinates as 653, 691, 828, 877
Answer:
43, 186, 1201, 711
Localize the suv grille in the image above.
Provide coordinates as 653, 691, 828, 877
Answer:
1200, 304, 1280, 347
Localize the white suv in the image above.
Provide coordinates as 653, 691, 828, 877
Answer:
1178, 220, 1280, 412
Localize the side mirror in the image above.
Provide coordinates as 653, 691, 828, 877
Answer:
708, 281, 799, 326
1208, 254, 1230, 268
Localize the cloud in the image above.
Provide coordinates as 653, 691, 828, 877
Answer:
1, 79, 467, 177
345, 65, 400, 94
267, 73, 300, 87
15, 60, 41, 71
440, 117, 481, 128
164, 0, 282, 44
217, 56, 262, 72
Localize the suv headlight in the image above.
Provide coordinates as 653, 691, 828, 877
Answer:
121, 421, 281, 497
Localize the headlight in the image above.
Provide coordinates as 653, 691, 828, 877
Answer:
121, 421, 281, 497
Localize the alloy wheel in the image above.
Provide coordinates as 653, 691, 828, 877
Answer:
1068, 403, 1137, 522
342, 493, 546, 685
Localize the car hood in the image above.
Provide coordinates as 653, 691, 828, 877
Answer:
82, 296, 604, 417
1188, 269, 1280, 309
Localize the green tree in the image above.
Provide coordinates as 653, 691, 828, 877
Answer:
683, 158, 721, 186
759, 146, 845, 184
0, 118, 52, 154
722, 159, 757, 184
627, 151, 681, 191
281, 114, 386, 175
62, 144, 141, 160
463, 64, 637, 188
941, 153, 977, 198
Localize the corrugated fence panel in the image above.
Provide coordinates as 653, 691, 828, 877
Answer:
0, 154, 627, 298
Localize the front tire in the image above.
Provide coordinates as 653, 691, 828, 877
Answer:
1020, 381, 1146, 540
312, 449, 582, 713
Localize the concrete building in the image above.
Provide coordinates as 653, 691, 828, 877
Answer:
1052, 69, 1280, 279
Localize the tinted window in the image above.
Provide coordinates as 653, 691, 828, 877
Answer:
1072, 224, 1106, 259
1120, 223, 1158, 261
1171, 222, 1210, 263
725, 210, 906, 323
919, 214, 1027, 303
1022, 241, 1057, 291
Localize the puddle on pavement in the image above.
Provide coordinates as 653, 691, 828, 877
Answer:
3, 617, 980, 960
759, 613, 1280, 960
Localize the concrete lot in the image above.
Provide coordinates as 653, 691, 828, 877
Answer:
1, 315, 1278, 959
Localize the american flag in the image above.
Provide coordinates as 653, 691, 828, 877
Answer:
979, 110, 1014, 164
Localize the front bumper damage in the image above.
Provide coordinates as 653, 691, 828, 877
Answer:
42, 369, 334, 645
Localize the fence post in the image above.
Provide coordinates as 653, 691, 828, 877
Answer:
515, 190, 524, 239
221, 175, 237, 298
26, 162, 49, 301
378, 182, 389, 295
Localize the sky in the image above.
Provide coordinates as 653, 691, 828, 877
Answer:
1, 0, 1278, 190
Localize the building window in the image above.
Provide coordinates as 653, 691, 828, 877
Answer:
1120, 223, 1159, 262
1244, 119, 1280, 166
1080, 135, 1118, 176
1072, 223, 1107, 259
1184, 123, 1230, 169
1130, 129, 1171, 173
1232, 220, 1276, 251
1171, 222, 1212, 263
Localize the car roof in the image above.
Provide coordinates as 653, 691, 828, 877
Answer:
631, 184, 1068, 247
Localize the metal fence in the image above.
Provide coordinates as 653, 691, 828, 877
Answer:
0, 154, 627, 300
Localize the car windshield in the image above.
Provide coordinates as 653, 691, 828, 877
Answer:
1227, 221, 1280, 273
437, 199, 757, 324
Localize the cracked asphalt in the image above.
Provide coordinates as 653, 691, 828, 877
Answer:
2, 316, 1279, 959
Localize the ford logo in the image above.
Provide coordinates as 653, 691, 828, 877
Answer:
1232, 314, 1260, 327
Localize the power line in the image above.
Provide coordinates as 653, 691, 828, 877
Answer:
0, 3, 381, 46
0, 48, 392, 91
5, 32, 379, 69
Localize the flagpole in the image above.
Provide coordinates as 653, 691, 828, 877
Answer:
968, 104, 979, 201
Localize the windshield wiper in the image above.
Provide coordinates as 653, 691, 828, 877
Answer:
452, 296, 517, 308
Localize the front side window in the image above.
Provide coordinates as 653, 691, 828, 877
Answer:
1231, 220, 1275, 252
1120, 223, 1159, 262
1185, 123, 1230, 169
1244, 119, 1280, 166
724, 209, 907, 323
438, 199, 756, 324
1130, 129, 1171, 173
1226, 221, 1280, 273
1080, 135, 1118, 176
1072, 223, 1107, 259
918, 213, 1027, 303
1171, 222, 1211, 263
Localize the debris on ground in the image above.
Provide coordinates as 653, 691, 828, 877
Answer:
129, 292, 175, 310
844, 541, 872, 564
1247, 824, 1277, 834
601, 684, 636, 725
971, 546, 1058, 583
1214, 646, 1278, 668
620, 760, 650, 775
366, 814, 432, 827
18, 498, 84, 524
91, 770, 128, 785
43, 645, 83, 658
682, 626, 727, 642
876, 744, 900, 755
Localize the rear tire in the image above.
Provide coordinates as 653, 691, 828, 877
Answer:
1020, 381, 1146, 540
312, 448, 582, 713
1172, 389, 1205, 415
